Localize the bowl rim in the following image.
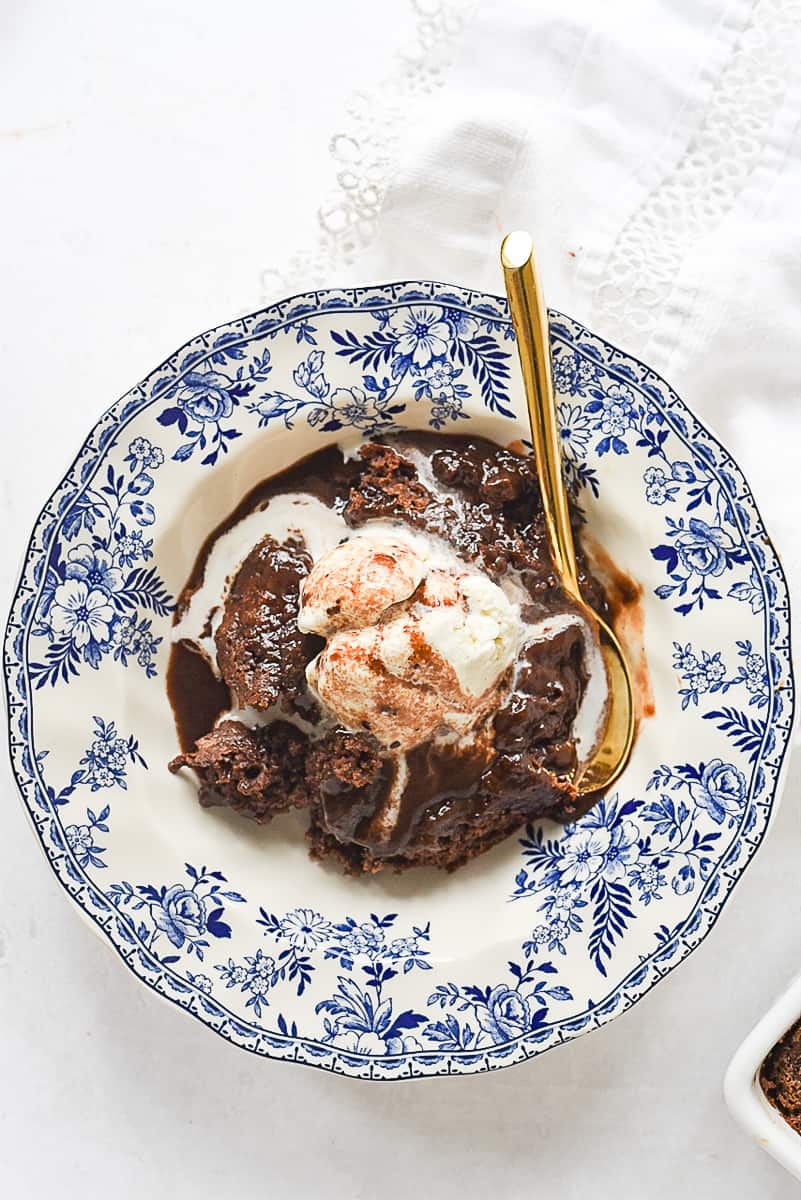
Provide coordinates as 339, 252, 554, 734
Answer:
725, 971, 801, 1181
4, 278, 796, 1080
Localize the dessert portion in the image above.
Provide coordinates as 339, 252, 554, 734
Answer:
302, 529, 522, 750
168, 434, 612, 873
761, 1017, 801, 1136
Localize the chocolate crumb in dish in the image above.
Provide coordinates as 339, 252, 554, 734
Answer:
760, 1016, 801, 1135
169, 719, 313, 822
346, 442, 431, 521
167, 433, 631, 874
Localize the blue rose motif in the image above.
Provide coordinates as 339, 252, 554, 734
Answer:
691, 758, 746, 824
475, 985, 532, 1044
176, 371, 234, 423
151, 885, 208, 948
674, 519, 734, 577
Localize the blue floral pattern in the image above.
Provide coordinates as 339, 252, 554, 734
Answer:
509, 622, 776, 978
672, 639, 776, 765
509, 762, 743, 976
239, 305, 505, 435
651, 517, 751, 615
156, 345, 274, 465
4, 282, 793, 1079
214, 908, 572, 1054
109, 863, 246, 963
550, 335, 762, 615
217, 910, 432, 1034
29, 438, 172, 686
145, 305, 766, 625
38, 715, 147, 869
425, 962, 572, 1053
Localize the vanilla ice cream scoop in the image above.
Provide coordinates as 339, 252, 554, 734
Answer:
301, 528, 522, 750
297, 533, 425, 636
306, 625, 458, 749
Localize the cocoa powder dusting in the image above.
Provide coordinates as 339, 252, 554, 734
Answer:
167, 434, 633, 873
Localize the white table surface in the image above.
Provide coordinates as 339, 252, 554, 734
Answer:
2, 3, 799, 1197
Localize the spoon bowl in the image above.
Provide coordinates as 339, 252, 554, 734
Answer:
501, 230, 635, 794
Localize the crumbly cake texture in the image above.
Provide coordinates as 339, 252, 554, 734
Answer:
171, 719, 314, 821
760, 1017, 801, 1135
168, 435, 607, 873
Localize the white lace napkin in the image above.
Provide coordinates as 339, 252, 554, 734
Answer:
361, 0, 801, 665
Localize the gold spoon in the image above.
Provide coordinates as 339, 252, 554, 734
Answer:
501, 230, 635, 794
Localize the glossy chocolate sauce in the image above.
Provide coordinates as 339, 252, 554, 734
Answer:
168, 434, 617, 873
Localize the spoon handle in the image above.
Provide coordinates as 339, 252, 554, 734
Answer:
501, 231, 580, 601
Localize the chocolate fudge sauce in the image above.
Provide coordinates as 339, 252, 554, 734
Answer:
167, 434, 616, 873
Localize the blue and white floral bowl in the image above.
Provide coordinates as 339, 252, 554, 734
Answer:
4, 281, 794, 1079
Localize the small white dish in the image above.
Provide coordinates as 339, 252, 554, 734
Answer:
725, 972, 801, 1182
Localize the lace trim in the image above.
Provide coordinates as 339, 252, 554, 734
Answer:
256, 0, 474, 304
591, 0, 800, 355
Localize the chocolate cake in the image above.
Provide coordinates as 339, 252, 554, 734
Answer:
760, 1017, 801, 1135
213, 535, 316, 712
167, 433, 614, 873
